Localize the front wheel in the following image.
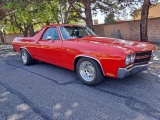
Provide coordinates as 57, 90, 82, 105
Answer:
76, 58, 104, 86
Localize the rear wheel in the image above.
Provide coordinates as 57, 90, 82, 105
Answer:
21, 49, 34, 65
76, 58, 104, 85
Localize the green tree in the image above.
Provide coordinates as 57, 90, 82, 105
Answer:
46, 0, 79, 24
1, 0, 79, 36
104, 13, 116, 24
130, 9, 141, 20
68, 0, 159, 41
68, 0, 119, 30
2, 0, 42, 36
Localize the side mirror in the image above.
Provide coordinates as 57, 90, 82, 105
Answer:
46, 36, 52, 40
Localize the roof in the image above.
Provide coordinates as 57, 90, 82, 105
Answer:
45, 24, 86, 27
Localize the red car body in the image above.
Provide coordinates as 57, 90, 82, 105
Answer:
12, 24, 154, 79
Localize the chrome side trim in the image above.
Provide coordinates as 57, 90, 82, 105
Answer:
74, 55, 105, 75
134, 61, 149, 65
20, 47, 32, 57
136, 55, 151, 59
136, 51, 151, 54
127, 64, 148, 71
125, 64, 134, 69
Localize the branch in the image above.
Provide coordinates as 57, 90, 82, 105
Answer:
33, 22, 44, 25
68, 0, 86, 20
74, 2, 85, 9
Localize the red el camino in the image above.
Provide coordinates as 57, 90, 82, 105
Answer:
12, 24, 154, 85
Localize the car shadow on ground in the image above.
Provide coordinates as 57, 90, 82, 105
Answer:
1, 48, 160, 87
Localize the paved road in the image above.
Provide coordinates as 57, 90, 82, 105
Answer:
0, 45, 160, 120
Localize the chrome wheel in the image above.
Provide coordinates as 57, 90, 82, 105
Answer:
22, 51, 27, 64
79, 61, 96, 82
21, 49, 34, 65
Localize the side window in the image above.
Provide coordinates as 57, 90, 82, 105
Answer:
60, 26, 72, 40
42, 27, 60, 40
79, 28, 88, 37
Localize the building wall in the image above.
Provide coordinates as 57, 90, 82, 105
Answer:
4, 18, 160, 43
104, 22, 129, 39
135, 4, 160, 20
93, 17, 160, 42
93, 24, 105, 37
5, 33, 23, 43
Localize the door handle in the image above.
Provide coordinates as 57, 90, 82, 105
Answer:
36, 41, 40, 44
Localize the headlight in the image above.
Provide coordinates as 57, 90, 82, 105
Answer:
125, 54, 135, 65
130, 54, 135, 62
125, 55, 131, 65
151, 50, 154, 57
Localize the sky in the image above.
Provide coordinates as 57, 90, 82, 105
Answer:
93, 13, 105, 24
92, 8, 133, 24
92, 1, 146, 24
93, 1, 160, 24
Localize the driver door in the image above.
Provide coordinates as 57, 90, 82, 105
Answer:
35, 27, 63, 65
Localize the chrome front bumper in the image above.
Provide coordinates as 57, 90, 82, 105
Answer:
118, 64, 148, 79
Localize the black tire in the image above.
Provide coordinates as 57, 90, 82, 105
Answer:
21, 49, 34, 65
76, 58, 104, 86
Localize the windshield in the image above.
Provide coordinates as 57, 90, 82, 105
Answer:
60, 26, 97, 40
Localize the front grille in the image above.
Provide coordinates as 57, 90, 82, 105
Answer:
136, 51, 152, 56
135, 51, 152, 65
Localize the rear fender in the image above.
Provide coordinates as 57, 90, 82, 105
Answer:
20, 47, 32, 57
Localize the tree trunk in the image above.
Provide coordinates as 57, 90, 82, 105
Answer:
0, 30, 5, 44
23, 26, 28, 37
68, 0, 94, 30
46, 20, 50, 25
23, 31, 28, 37
12, 27, 16, 34
28, 24, 35, 36
84, 0, 94, 31
140, 0, 151, 42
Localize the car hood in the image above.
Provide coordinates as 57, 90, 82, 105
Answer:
74, 36, 154, 53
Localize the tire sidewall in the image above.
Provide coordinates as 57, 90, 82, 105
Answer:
76, 58, 104, 85
21, 49, 30, 65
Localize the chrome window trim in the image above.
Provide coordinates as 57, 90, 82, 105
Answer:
58, 26, 67, 40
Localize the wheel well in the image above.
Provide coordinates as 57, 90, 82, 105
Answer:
20, 47, 27, 51
74, 56, 104, 75
74, 57, 81, 70
20, 48, 32, 57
